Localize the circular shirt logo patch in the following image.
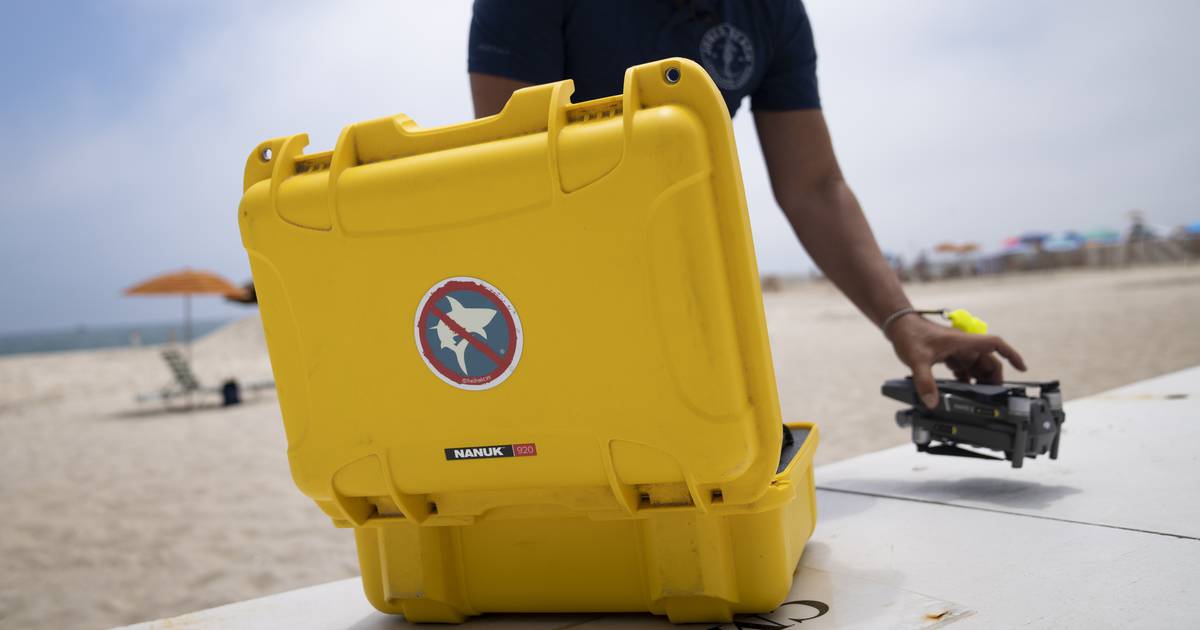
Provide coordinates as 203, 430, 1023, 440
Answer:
415, 277, 522, 390
699, 23, 756, 91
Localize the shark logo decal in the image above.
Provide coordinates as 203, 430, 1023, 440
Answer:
431, 296, 497, 375
415, 277, 522, 390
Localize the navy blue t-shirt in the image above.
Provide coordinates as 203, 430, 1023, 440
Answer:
469, 0, 820, 116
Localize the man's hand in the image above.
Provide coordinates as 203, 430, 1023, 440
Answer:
887, 314, 1027, 409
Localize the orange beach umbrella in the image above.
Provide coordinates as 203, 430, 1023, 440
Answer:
124, 269, 242, 356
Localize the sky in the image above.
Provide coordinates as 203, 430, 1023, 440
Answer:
0, 1, 1197, 333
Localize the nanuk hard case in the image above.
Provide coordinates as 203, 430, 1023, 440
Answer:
238, 58, 819, 624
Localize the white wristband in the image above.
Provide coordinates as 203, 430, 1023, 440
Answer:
880, 307, 917, 337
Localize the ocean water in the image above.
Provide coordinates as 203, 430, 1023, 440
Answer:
0, 319, 230, 357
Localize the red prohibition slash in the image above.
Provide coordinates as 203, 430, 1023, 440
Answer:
429, 305, 506, 366
418, 280, 518, 386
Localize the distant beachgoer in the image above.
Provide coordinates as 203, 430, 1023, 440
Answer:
1126, 209, 1154, 265
913, 251, 931, 283
1128, 210, 1151, 243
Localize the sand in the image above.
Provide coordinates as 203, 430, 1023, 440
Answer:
2, 264, 1199, 629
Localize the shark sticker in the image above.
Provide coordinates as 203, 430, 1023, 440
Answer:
414, 277, 522, 390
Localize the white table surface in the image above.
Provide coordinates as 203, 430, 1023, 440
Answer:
123, 367, 1200, 630
818, 366, 1200, 540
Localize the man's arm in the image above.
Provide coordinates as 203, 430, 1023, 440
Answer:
754, 109, 1025, 406
754, 109, 906, 328
471, 73, 534, 118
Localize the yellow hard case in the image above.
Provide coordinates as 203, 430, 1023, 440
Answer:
238, 58, 819, 624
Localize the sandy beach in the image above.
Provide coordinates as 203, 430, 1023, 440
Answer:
2, 264, 1199, 630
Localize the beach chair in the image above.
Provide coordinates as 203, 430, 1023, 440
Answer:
162, 348, 203, 394
137, 347, 273, 406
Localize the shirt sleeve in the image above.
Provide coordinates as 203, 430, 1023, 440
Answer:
751, 0, 821, 111
468, 0, 567, 85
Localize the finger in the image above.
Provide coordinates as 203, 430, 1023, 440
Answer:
968, 335, 1027, 372
946, 352, 978, 380
973, 353, 1003, 384
911, 362, 939, 409
944, 356, 964, 373
946, 359, 970, 383
957, 350, 987, 382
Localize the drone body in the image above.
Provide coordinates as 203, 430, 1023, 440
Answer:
882, 378, 1065, 468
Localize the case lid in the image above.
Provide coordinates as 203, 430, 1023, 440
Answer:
239, 58, 785, 524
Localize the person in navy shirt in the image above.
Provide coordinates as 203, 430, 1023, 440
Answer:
470, 0, 819, 115
469, 0, 1027, 406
